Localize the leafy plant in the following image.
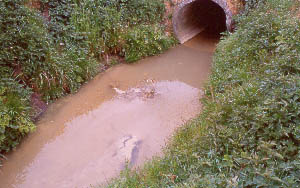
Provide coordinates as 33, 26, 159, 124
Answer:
123, 24, 176, 62
70, 0, 175, 61
0, 79, 35, 152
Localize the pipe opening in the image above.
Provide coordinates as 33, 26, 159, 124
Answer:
173, 0, 228, 43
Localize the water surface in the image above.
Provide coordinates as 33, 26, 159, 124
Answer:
0, 33, 219, 188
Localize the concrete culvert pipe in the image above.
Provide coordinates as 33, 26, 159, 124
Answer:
173, 0, 233, 43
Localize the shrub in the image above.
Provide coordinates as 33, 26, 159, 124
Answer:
0, 0, 98, 102
0, 0, 51, 87
0, 79, 35, 152
37, 0, 99, 100
0, 0, 45, 153
0, 0, 98, 152
70, 0, 175, 62
123, 24, 176, 62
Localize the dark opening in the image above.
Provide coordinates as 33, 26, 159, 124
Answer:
173, 0, 227, 43
193, 0, 227, 35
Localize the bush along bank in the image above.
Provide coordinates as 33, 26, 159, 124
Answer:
0, 0, 176, 156
105, 0, 300, 187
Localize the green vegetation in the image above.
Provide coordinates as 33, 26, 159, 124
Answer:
0, 0, 175, 155
71, 0, 175, 62
105, 0, 300, 187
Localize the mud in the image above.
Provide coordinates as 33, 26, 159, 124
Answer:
0, 32, 219, 188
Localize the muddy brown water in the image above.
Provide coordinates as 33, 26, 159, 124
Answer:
0, 33, 219, 188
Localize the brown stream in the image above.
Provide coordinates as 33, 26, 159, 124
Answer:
0, 33, 219, 188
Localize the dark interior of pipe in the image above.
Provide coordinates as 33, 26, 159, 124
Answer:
173, 0, 228, 43
193, 0, 227, 34
188, 0, 227, 36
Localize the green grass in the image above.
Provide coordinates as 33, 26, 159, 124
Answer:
104, 0, 300, 187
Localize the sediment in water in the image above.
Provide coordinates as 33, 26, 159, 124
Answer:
0, 33, 219, 188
